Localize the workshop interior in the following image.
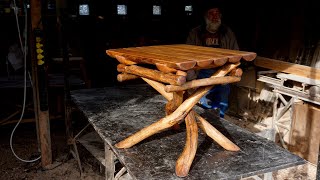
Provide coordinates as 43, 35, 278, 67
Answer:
0, 0, 319, 179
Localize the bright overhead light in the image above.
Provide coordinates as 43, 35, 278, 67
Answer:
79, 4, 89, 15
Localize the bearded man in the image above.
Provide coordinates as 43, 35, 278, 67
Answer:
186, 1, 239, 118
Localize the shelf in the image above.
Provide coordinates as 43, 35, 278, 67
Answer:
78, 131, 106, 166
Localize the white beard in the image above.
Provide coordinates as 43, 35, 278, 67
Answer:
205, 18, 221, 34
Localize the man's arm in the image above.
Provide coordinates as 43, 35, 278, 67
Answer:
186, 26, 202, 46
220, 26, 239, 50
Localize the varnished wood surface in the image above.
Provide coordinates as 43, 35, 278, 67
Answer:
107, 44, 256, 70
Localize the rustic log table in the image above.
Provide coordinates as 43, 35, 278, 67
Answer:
71, 86, 305, 180
106, 44, 258, 177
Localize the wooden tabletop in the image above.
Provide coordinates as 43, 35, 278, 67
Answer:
107, 44, 256, 70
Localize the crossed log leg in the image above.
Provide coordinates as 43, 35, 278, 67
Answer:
115, 63, 241, 177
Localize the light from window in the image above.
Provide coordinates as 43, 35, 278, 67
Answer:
79, 4, 89, 15
185, 5, 192, 15
117, 5, 127, 15
153, 5, 161, 15
185, 5, 192, 12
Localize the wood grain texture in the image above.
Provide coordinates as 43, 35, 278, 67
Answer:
195, 112, 240, 151
255, 56, 320, 80
162, 44, 256, 61
175, 111, 198, 177
139, 46, 228, 67
107, 44, 256, 70
289, 101, 320, 164
115, 63, 240, 149
159, 45, 239, 63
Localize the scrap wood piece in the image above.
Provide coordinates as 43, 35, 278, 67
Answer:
194, 111, 240, 151
165, 76, 241, 92
118, 64, 186, 86
115, 63, 240, 149
175, 111, 198, 177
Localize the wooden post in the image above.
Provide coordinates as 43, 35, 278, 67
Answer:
56, 1, 74, 145
105, 143, 115, 180
30, 0, 52, 167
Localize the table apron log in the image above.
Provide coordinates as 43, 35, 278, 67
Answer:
118, 64, 186, 86
165, 76, 241, 92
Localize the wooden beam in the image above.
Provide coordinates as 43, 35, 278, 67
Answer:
255, 56, 320, 80
30, 0, 52, 167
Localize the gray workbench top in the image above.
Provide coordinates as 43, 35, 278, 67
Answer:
71, 85, 305, 180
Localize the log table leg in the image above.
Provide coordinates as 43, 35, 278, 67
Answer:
115, 63, 240, 148
166, 92, 184, 130
175, 111, 198, 177
194, 111, 240, 151
115, 63, 241, 177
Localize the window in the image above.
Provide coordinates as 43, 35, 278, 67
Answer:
79, 4, 90, 15
117, 5, 127, 15
185, 5, 192, 15
153, 5, 161, 15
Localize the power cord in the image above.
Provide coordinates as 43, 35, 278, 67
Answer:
10, 0, 41, 163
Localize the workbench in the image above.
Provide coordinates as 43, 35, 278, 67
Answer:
71, 85, 305, 180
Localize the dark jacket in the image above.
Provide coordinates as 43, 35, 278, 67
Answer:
186, 24, 239, 50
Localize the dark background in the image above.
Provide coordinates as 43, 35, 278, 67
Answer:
0, 0, 319, 87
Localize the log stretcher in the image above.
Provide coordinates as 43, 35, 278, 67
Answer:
106, 44, 256, 177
